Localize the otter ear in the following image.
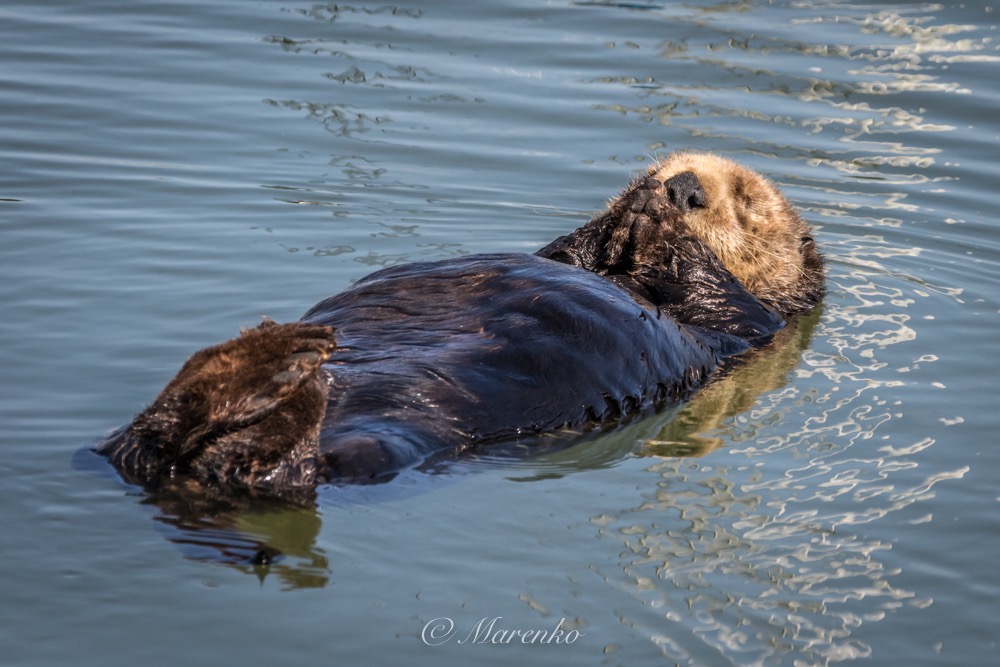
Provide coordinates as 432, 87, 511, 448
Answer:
799, 234, 823, 272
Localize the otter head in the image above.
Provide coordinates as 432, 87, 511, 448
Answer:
648, 152, 824, 316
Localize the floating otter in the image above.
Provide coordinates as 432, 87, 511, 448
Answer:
96, 153, 823, 496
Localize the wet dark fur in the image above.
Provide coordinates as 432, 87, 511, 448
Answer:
97, 171, 822, 495
535, 176, 787, 339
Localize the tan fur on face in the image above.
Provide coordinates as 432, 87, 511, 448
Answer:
646, 152, 821, 314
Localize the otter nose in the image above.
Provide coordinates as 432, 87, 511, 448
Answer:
664, 171, 706, 213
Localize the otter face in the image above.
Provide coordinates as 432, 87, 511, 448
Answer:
647, 152, 823, 315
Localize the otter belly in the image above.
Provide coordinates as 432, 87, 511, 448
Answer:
300, 253, 721, 481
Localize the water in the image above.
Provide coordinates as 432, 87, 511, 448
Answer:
2, 0, 998, 665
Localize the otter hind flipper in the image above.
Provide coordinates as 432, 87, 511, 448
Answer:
96, 321, 336, 490
197, 321, 336, 430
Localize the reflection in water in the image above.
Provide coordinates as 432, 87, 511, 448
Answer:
643, 308, 822, 458
136, 481, 330, 590
585, 246, 968, 662
263, 97, 390, 137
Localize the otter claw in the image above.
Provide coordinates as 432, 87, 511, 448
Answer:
642, 195, 672, 218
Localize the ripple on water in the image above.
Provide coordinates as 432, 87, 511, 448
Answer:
2, 0, 997, 665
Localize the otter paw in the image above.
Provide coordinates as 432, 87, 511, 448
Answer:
172, 321, 336, 429
221, 322, 336, 423
625, 177, 663, 213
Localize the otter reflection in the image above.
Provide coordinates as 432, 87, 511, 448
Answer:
641, 306, 822, 458
127, 479, 329, 588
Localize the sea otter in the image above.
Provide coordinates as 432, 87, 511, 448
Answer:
96, 153, 823, 495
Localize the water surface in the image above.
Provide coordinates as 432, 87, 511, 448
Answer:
2, 1, 998, 665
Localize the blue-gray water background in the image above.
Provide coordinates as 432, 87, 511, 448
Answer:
2, 1, 998, 665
